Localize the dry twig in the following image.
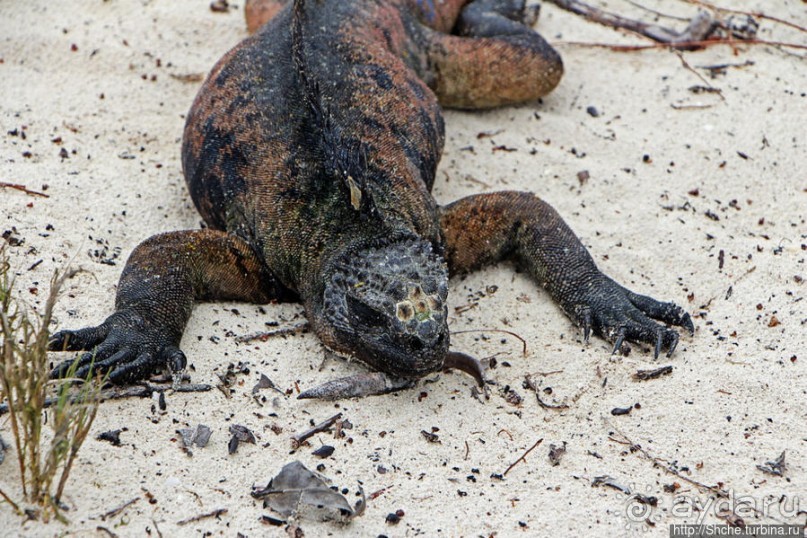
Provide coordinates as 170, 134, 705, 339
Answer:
503, 438, 544, 476
98, 497, 140, 521
291, 413, 342, 450
452, 328, 528, 357
682, 0, 807, 35
177, 508, 228, 526
235, 322, 310, 343
0, 182, 49, 198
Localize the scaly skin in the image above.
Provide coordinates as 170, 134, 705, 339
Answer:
50, 0, 693, 397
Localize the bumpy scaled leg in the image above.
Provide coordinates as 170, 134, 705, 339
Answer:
245, 0, 290, 34
49, 230, 292, 383
440, 192, 694, 357
424, 0, 563, 108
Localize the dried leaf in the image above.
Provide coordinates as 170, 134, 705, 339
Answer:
548, 442, 567, 466
228, 435, 240, 455
312, 445, 335, 459
252, 461, 361, 523
252, 373, 281, 395
756, 451, 786, 476
96, 429, 123, 446
193, 425, 212, 447
229, 424, 256, 444
178, 424, 212, 449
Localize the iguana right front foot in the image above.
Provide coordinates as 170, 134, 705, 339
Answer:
49, 309, 187, 384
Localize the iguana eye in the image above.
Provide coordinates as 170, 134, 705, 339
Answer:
346, 295, 388, 329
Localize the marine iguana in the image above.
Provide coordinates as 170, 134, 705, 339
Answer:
49, 0, 694, 398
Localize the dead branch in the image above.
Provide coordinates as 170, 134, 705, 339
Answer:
547, 0, 717, 48
608, 426, 727, 497
625, 0, 690, 22
676, 52, 725, 100
98, 497, 140, 521
556, 38, 807, 52
682, 0, 807, 35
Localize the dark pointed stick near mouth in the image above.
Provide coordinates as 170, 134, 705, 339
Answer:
297, 351, 485, 400
443, 351, 486, 387
297, 373, 415, 400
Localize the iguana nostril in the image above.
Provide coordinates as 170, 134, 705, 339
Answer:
396, 302, 414, 321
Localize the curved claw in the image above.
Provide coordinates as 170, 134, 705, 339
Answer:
681, 312, 695, 336
52, 347, 105, 380
624, 291, 695, 335
581, 308, 593, 344
665, 331, 680, 358
653, 331, 663, 360
108, 352, 162, 384
51, 358, 79, 380
75, 348, 135, 379
611, 327, 626, 356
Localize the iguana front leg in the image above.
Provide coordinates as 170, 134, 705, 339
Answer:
49, 230, 293, 383
440, 192, 694, 356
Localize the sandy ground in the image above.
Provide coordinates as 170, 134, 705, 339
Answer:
1, 0, 805, 536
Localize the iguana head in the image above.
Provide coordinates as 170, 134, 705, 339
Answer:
321, 236, 450, 379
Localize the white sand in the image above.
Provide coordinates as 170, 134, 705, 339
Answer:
1, 1, 805, 536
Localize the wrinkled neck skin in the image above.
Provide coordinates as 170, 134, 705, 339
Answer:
304, 233, 450, 380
